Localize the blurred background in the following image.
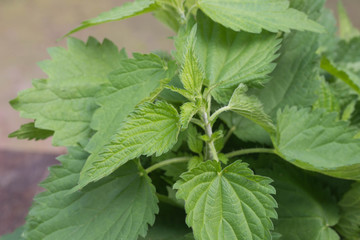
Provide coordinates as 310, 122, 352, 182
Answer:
0, 0, 359, 236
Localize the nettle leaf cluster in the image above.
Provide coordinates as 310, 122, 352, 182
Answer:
4, 0, 360, 239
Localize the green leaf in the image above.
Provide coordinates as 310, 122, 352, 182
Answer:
79, 101, 181, 188
24, 148, 158, 240
0, 227, 24, 240
222, 28, 321, 144
8, 122, 53, 141
153, 5, 181, 32
336, 182, 360, 240
313, 78, 341, 114
273, 107, 360, 180
187, 124, 203, 154
65, 0, 159, 36
180, 25, 204, 95
10, 37, 127, 146
228, 84, 275, 134
321, 56, 360, 95
174, 160, 277, 240
194, 12, 281, 103
197, 0, 324, 34
338, 1, 360, 41
85, 53, 176, 155
259, 164, 340, 240
180, 102, 200, 130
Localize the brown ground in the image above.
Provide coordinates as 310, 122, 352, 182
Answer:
0, 0, 359, 236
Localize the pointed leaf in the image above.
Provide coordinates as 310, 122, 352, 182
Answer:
194, 12, 281, 103
273, 107, 360, 180
338, 1, 360, 41
222, 28, 321, 144
313, 78, 341, 114
66, 0, 158, 36
10, 38, 127, 146
180, 25, 204, 95
228, 84, 275, 134
187, 124, 203, 154
180, 102, 200, 130
8, 122, 53, 141
197, 0, 324, 33
79, 101, 181, 188
174, 160, 277, 240
24, 148, 158, 240
321, 56, 360, 95
86, 53, 176, 156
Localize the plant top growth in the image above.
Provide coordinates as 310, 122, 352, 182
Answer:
3, 0, 360, 239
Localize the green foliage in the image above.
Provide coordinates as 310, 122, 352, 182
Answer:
66, 0, 158, 36
9, 122, 53, 141
273, 107, 360, 180
197, 0, 324, 33
79, 101, 181, 188
25, 148, 158, 240
336, 182, 360, 239
8, 0, 360, 240
260, 164, 340, 240
174, 161, 277, 240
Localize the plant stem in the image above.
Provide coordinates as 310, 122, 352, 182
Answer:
202, 111, 219, 162
225, 148, 276, 158
145, 157, 191, 174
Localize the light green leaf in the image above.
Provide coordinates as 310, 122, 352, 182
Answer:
24, 148, 158, 240
273, 107, 360, 180
153, 5, 181, 32
174, 160, 277, 240
66, 0, 158, 36
194, 12, 281, 103
79, 101, 181, 188
0, 227, 24, 240
336, 182, 360, 240
197, 0, 324, 33
180, 102, 200, 130
10, 37, 127, 146
8, 122, 53, 141
321, 56, 360, 95
187, 124, 203, 154
313, 78, 340, 114
85, 53, 176, 159
228, 84, 275, 134
222, 28, 321, 144
180, 25, 204, 95
338, 1, 360, 41
259, 164, 340, 240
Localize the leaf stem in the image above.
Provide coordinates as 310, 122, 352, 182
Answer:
209, 106, 231, 123
145, 157, 191, 174
225, 148, 276, 158
191, 118, 205, 129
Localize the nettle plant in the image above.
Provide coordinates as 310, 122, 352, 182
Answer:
4, 0, 360, 239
